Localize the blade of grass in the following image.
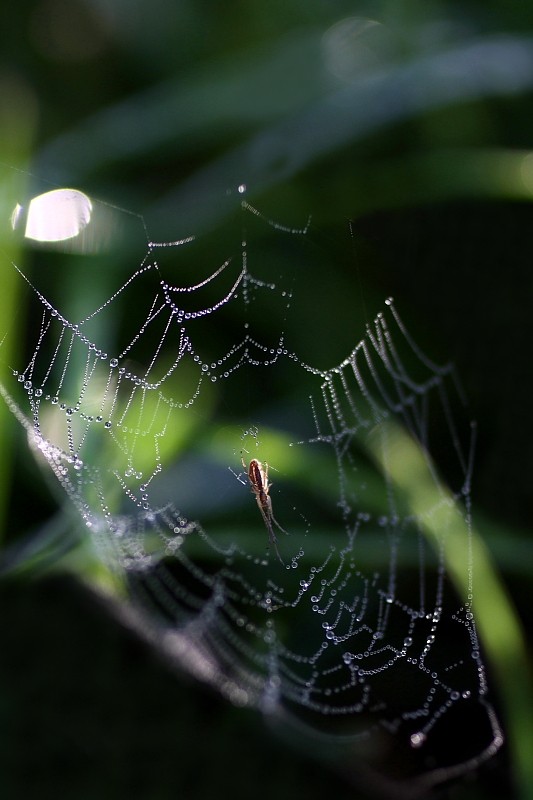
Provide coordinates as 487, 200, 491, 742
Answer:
0, 77, 37, 548
368, 419, 533, 800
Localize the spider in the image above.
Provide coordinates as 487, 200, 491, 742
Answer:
242, 457, 288, 565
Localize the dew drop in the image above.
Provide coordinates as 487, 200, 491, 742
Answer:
410, 732, 426, 748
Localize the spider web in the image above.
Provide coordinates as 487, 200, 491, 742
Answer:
0, 184, 503, 793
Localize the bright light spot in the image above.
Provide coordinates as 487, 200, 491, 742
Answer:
11, 188, 92, 243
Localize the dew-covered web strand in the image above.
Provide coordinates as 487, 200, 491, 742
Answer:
1, 194, 504, 790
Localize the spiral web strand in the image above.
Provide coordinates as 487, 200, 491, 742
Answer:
1, 191, 503, 791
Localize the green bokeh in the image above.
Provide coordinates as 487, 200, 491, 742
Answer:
1, 3, 532, 799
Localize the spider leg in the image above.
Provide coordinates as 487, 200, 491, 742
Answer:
268, 526, 285, 566
271, 515, 289, 536
260, 507, 285, 565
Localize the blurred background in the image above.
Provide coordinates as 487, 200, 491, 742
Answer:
0, 1, 532, 798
